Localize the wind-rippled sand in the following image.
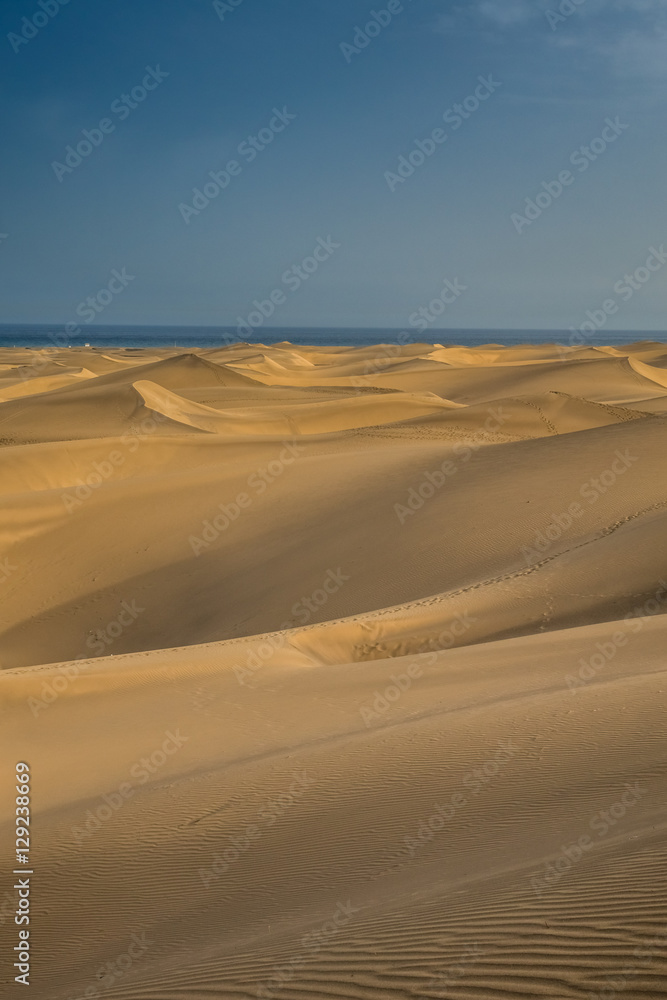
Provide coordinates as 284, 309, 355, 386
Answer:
1, 340, 667, 999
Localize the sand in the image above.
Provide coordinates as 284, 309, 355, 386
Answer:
1, 340, 666, 999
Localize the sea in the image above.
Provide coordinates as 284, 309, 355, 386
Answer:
0, 325, 664, 350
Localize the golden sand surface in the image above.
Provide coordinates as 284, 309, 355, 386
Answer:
1, 340, 667, 999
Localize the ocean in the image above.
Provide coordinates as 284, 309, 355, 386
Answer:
0, 324, 664, 350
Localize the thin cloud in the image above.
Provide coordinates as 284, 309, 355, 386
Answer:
465, 0, 667, 79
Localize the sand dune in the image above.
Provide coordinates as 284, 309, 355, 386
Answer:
1, 341, 666, 999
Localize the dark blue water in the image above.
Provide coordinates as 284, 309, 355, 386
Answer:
0, 325, 664, 349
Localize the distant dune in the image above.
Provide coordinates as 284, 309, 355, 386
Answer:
2, 341, 666, 999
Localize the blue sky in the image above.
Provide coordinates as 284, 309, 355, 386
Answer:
1, 0, 666, 330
